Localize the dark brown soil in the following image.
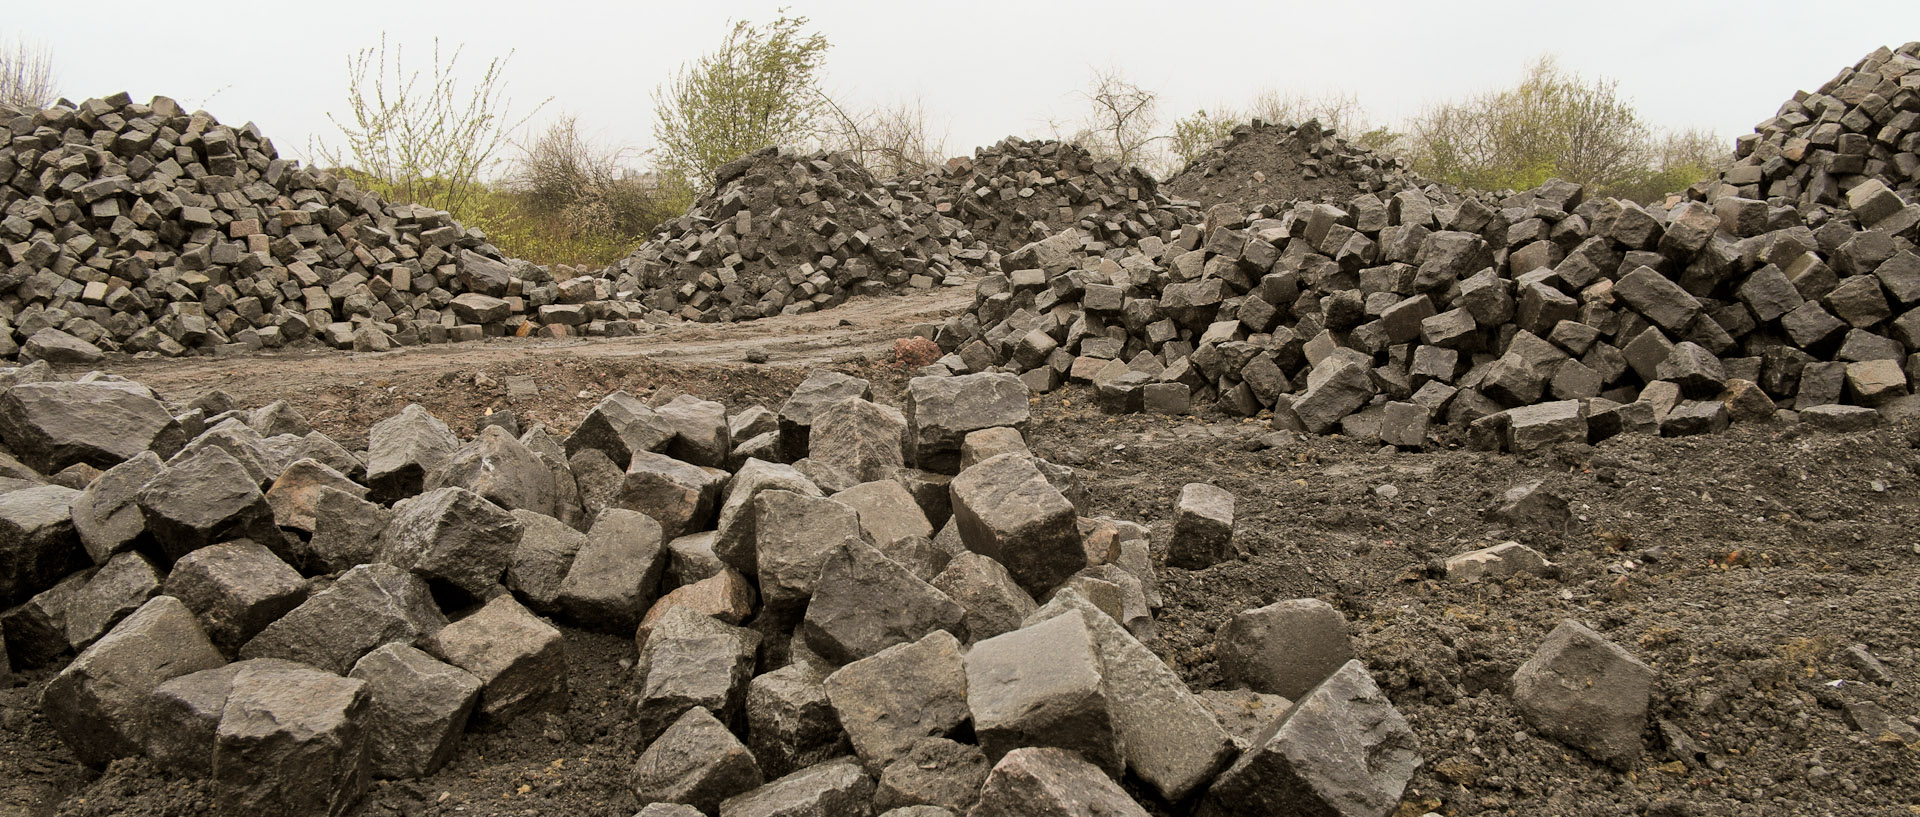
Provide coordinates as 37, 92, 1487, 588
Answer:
6, 290, 1920, 817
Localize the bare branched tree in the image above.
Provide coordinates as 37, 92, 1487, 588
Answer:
0, 37, 56, 110
820, 96, 949, 177
1247, 89, 1376, 139
1076, 67, 1161, 170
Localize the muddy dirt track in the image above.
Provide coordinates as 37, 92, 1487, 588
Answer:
4, 286, 1919, 817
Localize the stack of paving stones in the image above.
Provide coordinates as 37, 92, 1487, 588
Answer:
901, 136, 1202, 255
929, 129, 1920, 451
0, 93, 685, 364
1715, 41, 1920, 215
1165, 118, 1437, 213
601, 147, 984, 323
0, 360, 1461, 816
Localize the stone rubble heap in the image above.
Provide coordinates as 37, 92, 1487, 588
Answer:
0, 93, 693, 363
1165, 118, 1433, 214
602, 147, 980, 323
1717, 41, 1920, 215
0, 363, 1695, 815
927, 87, 1920, 451
902, 137, 1201, 253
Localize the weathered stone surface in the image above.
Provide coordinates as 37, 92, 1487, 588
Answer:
363, 403, 459, 503
556, 508, 666, 632
1027, 595, 1237, 801
779, 371, 874, 461
173, 418, 288, 488
212, 660, 370, 817
930, 545, 1037, 641
958, 427, 1030, 470
965, 611, 1122, 775
1218, 598, 1354, 700
428, 426, 558, 518
630, 706, 764, 814
873, 737, 989, 814
424, 594, 567, 728
825, 630, 969, 773
905, 373, 1031, 473
504, 509, 586, 614
1512, 619, 1656, 768
1197, 688, 1293, 750
1485, 480, 1569, 529
377, 487, 523, 600
657, 394, 733, 469
240, 563, 446, 674
746, 663, 848, 779
566, 391, 675, 467
949, 453, 1082, 597
347, 643, 482, 779
1291, 357, 1375, 434
801, 538, 966, 665
637, 568, 758, 648
969, 747, 1148, 817
1613, 265, 1701, 332
1504, 400, 1587, 453
718, 757, 875, 817
249, 401, 313, 439
43, 595, 226, 765
753, 490, 864, 617
0, 381, 183, 473
64, 550, 162, 650
665, 529, 725, 586
139, 446, 283, 563
71, 450, 163, 564
264, 458, 365, 533
1445, 541, 1555, 583
0, 483, 85, 608
148, 659, 308, 775
620, 451, 726, 539
634, 606, 761, 743
1202, 660, 1420, 817
23, 328, 104, 364
809, 397, 907, 484
1, 569, 88, 668
308, 487, 392, 574
1170, 482, 1235, 570
713, 459, 823, 577
833, 479, 935, 552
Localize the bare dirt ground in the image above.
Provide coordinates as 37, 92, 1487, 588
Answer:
5, 284, 1920, 817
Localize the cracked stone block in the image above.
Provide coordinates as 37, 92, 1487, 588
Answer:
240, 563, 446, 674
630, 706, 764, 814
825, 630, 969, 773
1217, 598, 1354, 700
348, 642, 482, 779
423, 594, 567, 728
1512, 619, 1656, 768
949, 453, 1082, 597
42, 595, 226, 765
964, 611, 1122, 776
1201, 660, 1421, 817
211, 660, 371, 817
377, 487, 523, 601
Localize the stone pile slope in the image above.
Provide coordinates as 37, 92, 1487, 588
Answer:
1718, 40, 1920, 216
927, 167, 1920, 451
0, 94, 674, 363
1165, 118, 1431, 214
903, 136, 1201, 252
603, 147, 984, 323
17, 361, 1674, 815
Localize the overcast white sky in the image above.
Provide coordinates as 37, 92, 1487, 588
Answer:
12, 0, 1920, 176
